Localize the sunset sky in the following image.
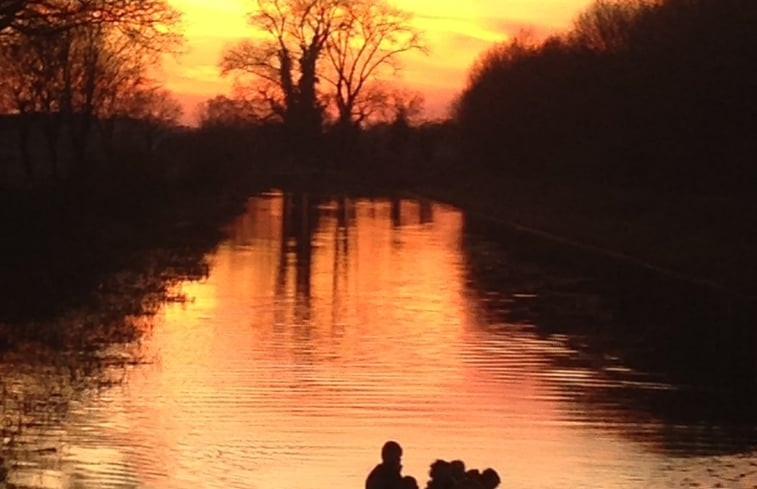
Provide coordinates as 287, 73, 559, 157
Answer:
164, 0, 594, 124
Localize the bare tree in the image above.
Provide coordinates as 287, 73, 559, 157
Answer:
115, 87, 182, 150
0, 0, 24, 31
323, 0, 424, 129
221, 0, 344, 140
0, 0, 63, 34
2, 0, 182, 42
220, 39, 289, 121
0, 24, 76, 179
0, 35, 38, 178
58, 1, 180, 172
571, 0, 653, 52
388, 89, 423, 126
333, 85, 423, 128
197, 95, 273, 129
221, 0, 424, 139
0, 0, 182, 179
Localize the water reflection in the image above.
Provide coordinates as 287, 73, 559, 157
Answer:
0, 241, 212, 488
1, 191, 756, 489
461, 216, 757, 454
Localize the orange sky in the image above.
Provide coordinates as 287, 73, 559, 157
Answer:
164, 0, 595, 125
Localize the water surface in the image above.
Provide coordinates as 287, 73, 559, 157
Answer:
1, 191, 756, 489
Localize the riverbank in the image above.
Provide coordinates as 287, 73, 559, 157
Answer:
0, 172, 267, 349
270, 158, 757, 298
418, 171, 757, 298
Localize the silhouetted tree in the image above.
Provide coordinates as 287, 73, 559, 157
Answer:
63, 1, 181, 174
0, 0, 25, 32
221, 0, 343, 144
0, 0, 69, 34
221, 0, 423, 151
0, 31, 45, 178
570, 0, 651, 53
0, 0, 182, 179
197, 95, 273, 129
100, 87, 182, 156
455, 0, 757, 187
323, 0, 424, 130
2, 0, 182, 39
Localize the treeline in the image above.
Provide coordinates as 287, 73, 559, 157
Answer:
0, 0, 184, 184
193, 91, 449, 183
188, 0, 428, 174
0, 2, 258, 331
455, 0, 757, 190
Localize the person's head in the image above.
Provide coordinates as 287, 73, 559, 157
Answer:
381, 440, 403, 468
449, 460, 465, 479
428, 459, 451, 484
465, 469, 481, 480
481, 468, 501, 489
401, 475, 419, 489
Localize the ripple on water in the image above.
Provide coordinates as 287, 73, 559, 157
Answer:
1, 193, 755, 489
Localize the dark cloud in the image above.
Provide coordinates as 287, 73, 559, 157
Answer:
443, 31, 494, 50
481, 18, 558, 40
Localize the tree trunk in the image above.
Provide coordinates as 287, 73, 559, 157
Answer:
296, 48, 323, 151
17, 113, 33, 181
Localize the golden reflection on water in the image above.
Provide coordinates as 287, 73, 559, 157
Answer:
3, 192, 756, 489
120, 191, 648, 489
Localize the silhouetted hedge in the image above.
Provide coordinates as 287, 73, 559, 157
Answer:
455, 0, 757, 190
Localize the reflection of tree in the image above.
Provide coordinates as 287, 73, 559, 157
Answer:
0, 355, 127, 482
389, 197, 434, 229
390, 197, 401, 228
460, 215, 757, 454
419, 198, 432, 225
330, 195, 353, 326
332, 196, 348, 284
272, 193, 359, 330
0, 221, 214, 483
275, 193, 320, 322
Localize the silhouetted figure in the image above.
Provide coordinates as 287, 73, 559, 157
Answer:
449, 460, 466, 485
401, 475, 419, 489
366, 441, 404, 489
426, 460, 453, 489
464, 470, 483, 489
426, 459, 500, 489
481, 468, 500, 489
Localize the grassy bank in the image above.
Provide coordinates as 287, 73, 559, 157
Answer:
419, 171, 757, 297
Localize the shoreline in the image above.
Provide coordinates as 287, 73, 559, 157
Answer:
414, 173, 757, 300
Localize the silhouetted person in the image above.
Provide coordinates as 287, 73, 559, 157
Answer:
464, 469, 483, 489
449, 460, 466, 485
481, 468, 500, 489
426, 459, 499, 489
426, 459, 452, 489
366, 441, 404, 489
401, 475, 419, 489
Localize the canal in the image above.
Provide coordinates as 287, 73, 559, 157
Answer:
1, 190, 755, 488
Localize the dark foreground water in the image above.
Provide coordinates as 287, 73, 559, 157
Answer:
1, 191, 756, 488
